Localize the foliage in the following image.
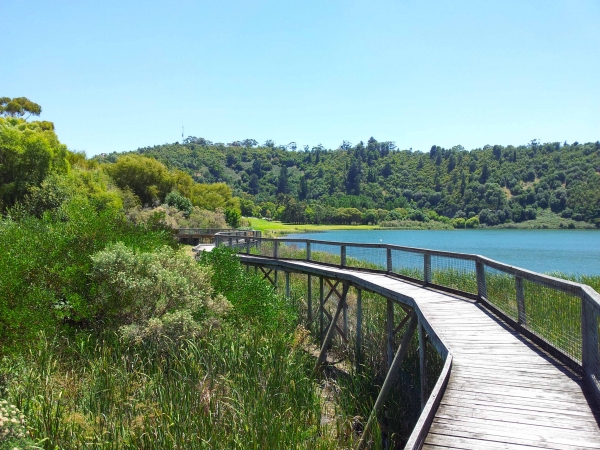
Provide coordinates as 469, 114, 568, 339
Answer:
164, 190, 193, 216
0, 399, 35, 449
0, 117, 70, 211
0, 250, 333, 449
0, 97, 41, 119
224, 207, 241, 228
103, 154, 175, 206
0, 198, 176, 352
198, 247, 294, 327
104, 138, 600, 227
126, 205, 227, 229
89, 243, 221, 335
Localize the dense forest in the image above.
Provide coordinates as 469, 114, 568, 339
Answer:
99, 137, 600, 228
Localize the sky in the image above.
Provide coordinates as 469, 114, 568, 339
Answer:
2, 0, 599, 156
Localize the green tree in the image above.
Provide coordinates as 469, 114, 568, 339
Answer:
0, 97, 42, 119
0, 117, 70, 210
224, 208, 241, 228
104, 154, 174, 205
165, 190, 193, 217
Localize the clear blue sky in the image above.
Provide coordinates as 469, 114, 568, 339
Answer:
2, 0, 599, 156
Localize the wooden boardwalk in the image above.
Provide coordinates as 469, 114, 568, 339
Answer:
239, 256, 600, 450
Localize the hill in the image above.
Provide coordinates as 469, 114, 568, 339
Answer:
98, 138, 600, 227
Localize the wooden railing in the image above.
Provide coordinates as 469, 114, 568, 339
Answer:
216, 233, 600, 411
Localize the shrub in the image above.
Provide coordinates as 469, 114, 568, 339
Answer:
224, 208, 241, 228
165, 190, 193, 217
465, 217, 480, 228
0, 399, 35, 448
198, 247, 293, 328
90, 243, 227, 343
452, 218, 466, 228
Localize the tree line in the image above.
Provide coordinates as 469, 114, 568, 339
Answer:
99, 136, 600, 227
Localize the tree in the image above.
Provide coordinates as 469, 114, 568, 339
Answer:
382, 162, 392, 178
165, 190, 193, 217
104, 155, 174, 205
0, 97, 42, 119
0, 117, 69, 210
299, 175, 308, 200
224, 208, 241, 228
277, 165, 289, 194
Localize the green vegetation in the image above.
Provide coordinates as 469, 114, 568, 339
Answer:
3, 98, 599, 448
98, 136, 600, 229
1, 100, 436, 449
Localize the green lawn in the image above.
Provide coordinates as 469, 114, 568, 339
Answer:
246, 217, 380, 233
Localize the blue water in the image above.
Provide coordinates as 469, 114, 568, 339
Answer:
285, 229, 600, 276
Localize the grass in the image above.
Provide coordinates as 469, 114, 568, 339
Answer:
247, 217, 380, 233
0, 249, 341, 449
490, 210, 597, 229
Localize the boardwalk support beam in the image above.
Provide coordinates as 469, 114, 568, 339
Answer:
307, 275, 312, 323
315, 282, 350, 371
358, 313, 418, 450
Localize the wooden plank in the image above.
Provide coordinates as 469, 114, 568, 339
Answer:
432, 416, 600, 442
431, 423, 600, 450
434, 405, 600, 432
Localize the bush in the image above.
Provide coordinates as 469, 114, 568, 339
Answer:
224, 207, 241, 228
452, 218, 466, 228
0, 198, 176, 352
165, 190, 193, 217
198, 247, 293, 328
465, 217, 480, 228
90, 243, 228, 343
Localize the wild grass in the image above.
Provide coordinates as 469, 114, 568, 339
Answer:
1, 328, 334, 450
0, 248, 341, 449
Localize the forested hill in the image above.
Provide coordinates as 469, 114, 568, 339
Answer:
99, 138, 600, 227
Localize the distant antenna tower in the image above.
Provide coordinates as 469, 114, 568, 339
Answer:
182, 125, 184, 142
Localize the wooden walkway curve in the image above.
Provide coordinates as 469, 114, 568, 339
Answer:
238, 255, 600, 450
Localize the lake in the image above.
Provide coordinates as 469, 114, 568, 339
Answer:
285, 229, 600, 276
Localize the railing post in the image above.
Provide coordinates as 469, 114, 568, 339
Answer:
581, 291, 600, 405
306, 242, 311, 261
307, 275, 312, 323
387, 247, 392, 272
516, 276, 526, 327
356, 289, 363, 370
285, 272, 290, 298
340, 245, 346, 267
273, 240, 279, 259
246, 239, 251, 254
418, 319, 428, 411
476, 260, 487, 300
387, 299, 394, 368
424, 254, 432, 286
319, 277, 325, 343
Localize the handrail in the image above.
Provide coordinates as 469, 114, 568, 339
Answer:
216, 232, 600, 411
404, 353, 453, 450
